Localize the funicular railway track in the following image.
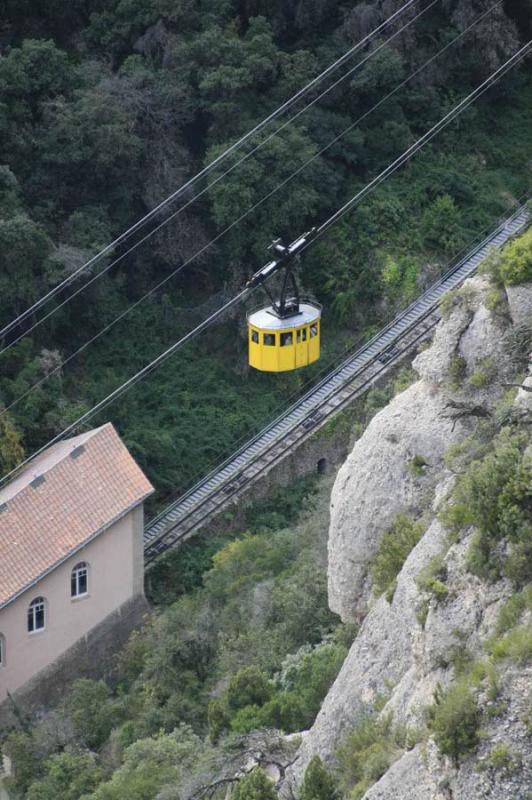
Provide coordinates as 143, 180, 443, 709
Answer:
143, 204, 529, 565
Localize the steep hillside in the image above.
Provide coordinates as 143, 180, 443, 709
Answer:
0, 0, 530, 512
285, 232, 532, 799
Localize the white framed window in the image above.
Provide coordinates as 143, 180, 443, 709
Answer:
28, 597, 46, 633
0, 634, 5, 667
71, 562, 89, 598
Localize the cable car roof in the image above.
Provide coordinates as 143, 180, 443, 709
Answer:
248, 302, 321, 330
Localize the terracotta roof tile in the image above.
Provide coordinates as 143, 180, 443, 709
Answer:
0, 423, 154, 609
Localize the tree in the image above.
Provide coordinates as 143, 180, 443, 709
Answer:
299, 755, 339, 800
0, 214, 52, 316
227, 667, 274, 711
26, 751, 103, 800
63, 679, 115, 750
231, 768, 277, 800
0, 409, 25, 474
499, 227, 532, 285
421, 194, 464, 256
428, 681, 480, 762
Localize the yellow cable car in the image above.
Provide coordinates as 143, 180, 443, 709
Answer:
248, 303, 321, 372
246, 233, 321, 373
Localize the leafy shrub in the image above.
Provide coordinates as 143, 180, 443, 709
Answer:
448, 355, 467, 388
2, 731, 41, 795
336, 714, 405, 799
299, 755, 340, 800
476, 743, 520, 774
421, 195, 465, 255
370, 514, 424, 600
416, 554, 449, 602
26, 751, 103, 800
495, 585, 532, 636
63, 679, 117, 750
227, 667, 274, 711
468, 358, 495, 389
211, 641, 348, 739
442, 429, 532, 584
88, 726, 206, 800
490, 626, 532, 665
408, 454, 428, 477
231, 768, 277, 799
498, 228, 532, 285
428, 681, 480, 762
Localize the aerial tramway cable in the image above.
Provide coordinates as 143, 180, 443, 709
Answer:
1, 40, 529, 488
0, 0, 503, 419
0, 0, 420, 344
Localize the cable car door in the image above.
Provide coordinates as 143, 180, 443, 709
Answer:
295, 326, 307, 368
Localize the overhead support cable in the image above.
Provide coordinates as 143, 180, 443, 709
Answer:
1, 40, 529, 488
0, 0, 421, 344
0, 0, 501, 420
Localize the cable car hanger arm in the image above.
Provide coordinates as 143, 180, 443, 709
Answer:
246, 227, 318, 318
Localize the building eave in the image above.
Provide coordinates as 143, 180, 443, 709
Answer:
0, 490, 153, 612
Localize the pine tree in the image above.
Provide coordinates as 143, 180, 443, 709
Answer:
231, 768, 277, 800
299, 755, 339, 800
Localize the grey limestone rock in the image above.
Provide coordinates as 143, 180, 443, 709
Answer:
506, 283, 532, 328
283, 279, 532, 800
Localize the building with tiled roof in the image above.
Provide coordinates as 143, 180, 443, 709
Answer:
0, 423, 154, 699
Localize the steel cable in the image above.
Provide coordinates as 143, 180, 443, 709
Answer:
0, 0, 420, 343
1, 41, 529, 487
0, 0, 500, 420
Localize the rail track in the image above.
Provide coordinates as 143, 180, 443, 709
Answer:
144, 204, 529, 565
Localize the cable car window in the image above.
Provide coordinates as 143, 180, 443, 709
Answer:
280, 332, 293, 347
251, 330, 259, 343
310, 323, 318, 338
264, 333, 276, 346
296, 328, 307, 343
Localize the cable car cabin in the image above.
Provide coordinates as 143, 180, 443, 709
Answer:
248, 302, 321, 372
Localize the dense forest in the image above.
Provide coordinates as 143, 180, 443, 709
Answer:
0, 0, 531, 513
0, 1, 531, 798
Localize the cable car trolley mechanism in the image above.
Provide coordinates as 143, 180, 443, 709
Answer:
246, 229, 321, 372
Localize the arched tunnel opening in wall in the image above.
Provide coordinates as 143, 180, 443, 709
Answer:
317, 457, 328, 475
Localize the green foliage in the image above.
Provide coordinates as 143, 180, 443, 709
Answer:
408, 454, 428, 477
299, 755, 340, 800
0, 409, 25, 473
63, 679, 117, 750
381, 253, 419, 307
145, 531, 233, 606
439, 289, 460, 319
416, 554, 449, 602
26, 751, 103, 800
370, 514, 424, 600
227, 667, 274, 711
494, 585, 532, 636
468, 357, 495, 389
2, 731, 41, 794
498, 227, 532, 285
441, 428, 531, 584
0, 215, 52, 311
336, 714, 405, 799
428, 681, 480, 762
477, 743, 520, 775
489, 626, 532, 665
421, 195, 465, 255
231, 768, 277, 800
448, 355, 467, 388
87, 726, 206, 800
210, 639, 348, 739
2, 3, 532, 797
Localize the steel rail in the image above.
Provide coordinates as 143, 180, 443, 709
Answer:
143, 203, 529, 563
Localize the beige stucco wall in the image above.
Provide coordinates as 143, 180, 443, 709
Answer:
0, 503, 144, 700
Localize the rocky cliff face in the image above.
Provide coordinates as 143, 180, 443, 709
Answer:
285, 275, 532, 799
